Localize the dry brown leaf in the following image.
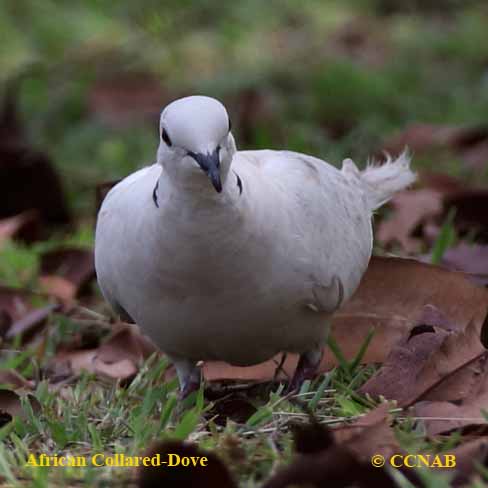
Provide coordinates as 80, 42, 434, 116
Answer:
376, 189, 443, 252
93, 357, 137, 380
0, 210, 40, 247
6, 303, 58, 341
332, 403, 392, 444
411, 353, 488, 435
376, 168, 488, 253
0, 390, 21, 426
344, 413, 401, 465
203, 356, 295, 383
46, 347, 138, 382
447, 438, 488, 487
360, 305, 485, 407
0, 369, 33, 390
0, 389, 40, 427
462, 139, 488, 171
39, 247, 95, 300
0, 286, 37, 321
44, 324, 158, 382
39, 276, 77, 302
97, 324, 159, 366
438, 242, 488, 286
420, 352, 488, 403
413, 400, 488, 436
0, 287, 55, 344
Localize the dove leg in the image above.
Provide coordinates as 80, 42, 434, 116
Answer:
287, 348, 323, 393
171, 357, 201, 399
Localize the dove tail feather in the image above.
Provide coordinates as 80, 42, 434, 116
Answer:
358, 150, 415, 211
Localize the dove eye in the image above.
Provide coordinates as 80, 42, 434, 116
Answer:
162, 128, 172, 146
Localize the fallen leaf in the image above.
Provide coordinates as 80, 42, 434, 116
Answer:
0, 369, 33, 390
411, 352, 488, 436
97, 324, 159, 366
420, 352, 488, 403
0, 211, 40, 247
0, 286, 38, 321
376, 189, 443, 252
45, 347, 137, 382
345, 416, 401, 467
38, 276, 77, 302
0, 389, 40, 427
462, 139, 488, 172
6, 303, 59, 341
138, 440, 236, 488
376, 169, 488, 253
413, 400, 488, 437
360, 305, 485, 407
203, 356, 294, 383
448, 438, 488, 487
39, 247, 95, 300
438, 242, 488, 286
332, 403, 392, 444
0, 287, 53, 344
44, 324, 158, 383
93, 357, 137, 380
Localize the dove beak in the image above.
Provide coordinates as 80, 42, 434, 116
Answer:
188, 147, 222, 193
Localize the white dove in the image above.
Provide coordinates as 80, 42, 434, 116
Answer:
95, 95, 415, 396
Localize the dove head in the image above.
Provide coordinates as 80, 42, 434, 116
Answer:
157, 96, 236, 193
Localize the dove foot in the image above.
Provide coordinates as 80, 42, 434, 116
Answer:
172, 357, 201, 400
287, 349, 323, 393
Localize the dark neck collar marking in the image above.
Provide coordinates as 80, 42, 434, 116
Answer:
234, 171, 243, 195
152, 180, 160, 208
153, 173, 240, 205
